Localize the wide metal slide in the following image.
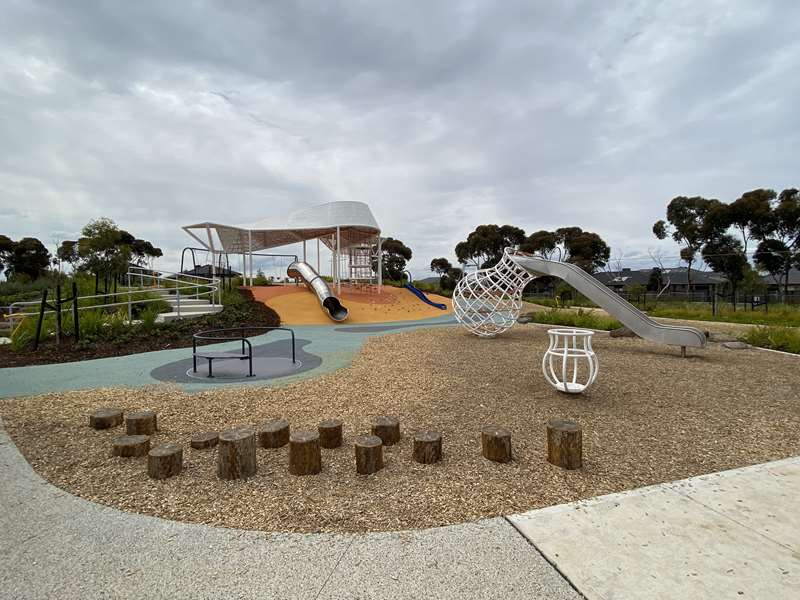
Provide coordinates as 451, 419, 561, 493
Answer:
287, 261, 348, 322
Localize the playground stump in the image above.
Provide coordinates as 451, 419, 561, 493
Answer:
190, 431, 219, 450
112, 435, 150, 458
147, 443, 183, 479
318, 419, 343, 449
371, 416, 400, 446
126, 410, 157, 436
354, 435, 384, 475
289, 431, 322, 475
481, 426, 512, 463
413, 431, 442, 464
546, 419, 582, 470
217, 428, 257, 480
89, 408, 123, 430
258, 419, 290, 448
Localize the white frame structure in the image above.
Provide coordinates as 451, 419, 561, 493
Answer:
183, 201, 382, 291
452, 247, 533, 337
542, 328, 599, 394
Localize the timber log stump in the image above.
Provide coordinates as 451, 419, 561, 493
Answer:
371, 416, 400, 446
112, 434, 150, 458
546, 419, 582, 470
413, 431, 442, 464
148, 443, 183, 479
288, 431, 322, 475
190, 431, 219, 450
217, 428, 257, 480
126, 410, 157, 436
258, 419, 290, 449
354, 435, 384, 475
481, 426, 512, 463
89, 408, 123, 430
318, 419, 343, 449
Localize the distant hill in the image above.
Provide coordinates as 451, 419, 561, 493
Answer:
414, 276, 440, 285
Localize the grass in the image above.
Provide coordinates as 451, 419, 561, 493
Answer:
741, 326, 800, 354
524, 308, 622, 331
644, 303, 800, 327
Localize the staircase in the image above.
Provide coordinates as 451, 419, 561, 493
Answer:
152, 289, 224, 323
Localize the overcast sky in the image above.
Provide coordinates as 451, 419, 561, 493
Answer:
2, 0, 799, 277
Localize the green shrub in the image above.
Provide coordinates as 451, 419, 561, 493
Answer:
79, 309, 105, 341
524, 308, 621, 331
741, 326, 800, 354
139, 305, 161, 331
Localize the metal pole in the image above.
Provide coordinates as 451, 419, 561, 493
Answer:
72, 282, 79, 341
303, 240, 307, 263
336, 226, 341, 295
55, 285, 61, 345
317, 237, 321, 274
248, 230, 253, 286
377, 235, 383, 291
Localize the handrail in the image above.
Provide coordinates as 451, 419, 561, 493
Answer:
192, 326, 297, 364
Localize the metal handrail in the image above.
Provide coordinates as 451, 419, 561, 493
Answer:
6, 268, 220, 323
192, 326, 297, 364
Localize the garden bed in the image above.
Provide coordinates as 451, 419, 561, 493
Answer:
2, 325, 799, 533
0, 289, 279, 367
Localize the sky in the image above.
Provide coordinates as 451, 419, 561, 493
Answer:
1, 0, 799, 278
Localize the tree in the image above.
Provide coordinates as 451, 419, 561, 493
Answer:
76, 218, 134, 291
646, 267, 664, 292
376, 237, 412, 281
520, 227, 610, 273
56, 240, 79, 268
4, 237, 51, 280
653, 196, 720, 293
753, 188, 800, 297
726, 189, 775, 253
455, 225, 526, 269
702, 234, 749, 309
429, 257, 462, 290
0, 234, 14, 276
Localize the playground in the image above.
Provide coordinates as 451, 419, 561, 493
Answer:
2, 201, 799, 597
2, 324, 799, 533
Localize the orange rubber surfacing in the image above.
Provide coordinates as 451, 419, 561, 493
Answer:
245, 284, 452, 325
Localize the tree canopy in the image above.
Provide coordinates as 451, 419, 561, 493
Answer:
0, 236, 51, 280
521, 227, 610, 273
429, 257, 463, 290
455, 224, 525, 269
375, 237, 412, 281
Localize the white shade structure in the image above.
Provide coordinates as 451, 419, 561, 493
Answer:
182, 201, 382, 290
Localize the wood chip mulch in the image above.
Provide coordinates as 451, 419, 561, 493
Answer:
2, 326, 798, 533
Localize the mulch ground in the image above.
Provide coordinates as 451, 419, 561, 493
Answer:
2, 325, 798, 533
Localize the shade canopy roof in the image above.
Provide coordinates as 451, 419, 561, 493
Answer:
183, 201, 380, 254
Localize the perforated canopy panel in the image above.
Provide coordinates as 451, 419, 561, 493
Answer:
183, 201, 380, 253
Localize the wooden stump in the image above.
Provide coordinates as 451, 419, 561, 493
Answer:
190, 431, 219, 450
217, 428, 257, 480
112, 435, 150, 458
371, 416, 400, 446
318, 419, 343, 449
481, 426, 512, 463
354, 435, 383, 475
288, 431, 322, 475
148, 443, 183, 479
258, 419, 290, 448
126, 410, 157, 435
546, 419, 582, 470
89, 408, 123, 430
413, 431, 442, 464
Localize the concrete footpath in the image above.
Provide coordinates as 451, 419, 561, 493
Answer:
510, 457, 800, 599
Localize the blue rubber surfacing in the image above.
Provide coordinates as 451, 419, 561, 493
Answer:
0, 315, 455, 399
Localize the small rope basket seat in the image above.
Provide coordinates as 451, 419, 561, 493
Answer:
453, 247, 534, 337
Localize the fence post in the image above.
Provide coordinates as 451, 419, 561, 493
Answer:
33, 289, 47, 351
128, 288, 132, 323
176, 288, 181, 319
72, 282, 79, 341
55, 285, 62, 345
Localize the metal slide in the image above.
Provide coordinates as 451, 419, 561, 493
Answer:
287, 261, 349, 322
510, 254, 707, 348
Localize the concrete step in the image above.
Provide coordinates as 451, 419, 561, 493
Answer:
163, 303, 222, 315
156, 305, 223, 323
162, 298, 211, 307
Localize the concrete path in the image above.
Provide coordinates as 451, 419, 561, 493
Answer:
0, 419, 579, 600
510, 457, 800, 600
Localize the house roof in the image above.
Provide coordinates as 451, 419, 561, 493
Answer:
183, 201, 380, 254
594, 267, 727, 286
761, 268, 800, 285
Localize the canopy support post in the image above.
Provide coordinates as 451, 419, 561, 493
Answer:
206, 226, 217, 304
248, 229, 253, 286
317, 237, 321, 274
377, 235, 382, 292
336, 226, 341, 295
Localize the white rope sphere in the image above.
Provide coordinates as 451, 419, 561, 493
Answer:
453, 248, 533, 337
